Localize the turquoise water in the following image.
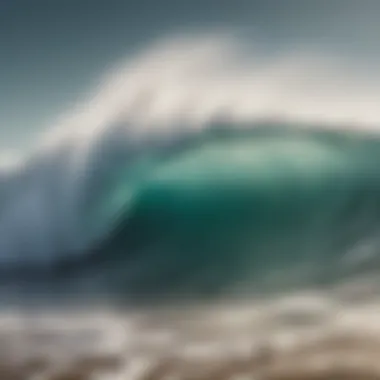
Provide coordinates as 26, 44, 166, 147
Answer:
48, 125, 380, 305
2, 124, 380, 306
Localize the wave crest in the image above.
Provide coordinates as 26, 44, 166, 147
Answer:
1, 35, 380, 302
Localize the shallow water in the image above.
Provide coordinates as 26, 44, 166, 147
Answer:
4, 282, 380, 379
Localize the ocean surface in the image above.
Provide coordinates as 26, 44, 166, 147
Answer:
3, 35, 380, 378
4, 122, 380, 306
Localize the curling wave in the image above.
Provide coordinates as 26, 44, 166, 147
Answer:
2, 35, 380, 304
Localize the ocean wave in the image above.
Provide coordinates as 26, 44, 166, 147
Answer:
2, 35, 380, 303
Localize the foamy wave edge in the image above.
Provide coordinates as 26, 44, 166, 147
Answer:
5, 32, 380, 171
4, 283, 380, 379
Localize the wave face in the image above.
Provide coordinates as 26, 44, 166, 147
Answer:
4, 125, 380, 305
73, 126, 380, 303
3, 36, 380, 306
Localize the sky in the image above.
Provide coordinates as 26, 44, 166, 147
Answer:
1, 0, 380, 152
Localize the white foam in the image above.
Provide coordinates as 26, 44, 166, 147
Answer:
3, 33, 380, 168
4, 289, 380, 378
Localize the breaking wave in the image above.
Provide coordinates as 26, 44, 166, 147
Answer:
2, 34, 380, 304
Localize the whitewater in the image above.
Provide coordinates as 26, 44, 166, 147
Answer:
4, 34, 380, 378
